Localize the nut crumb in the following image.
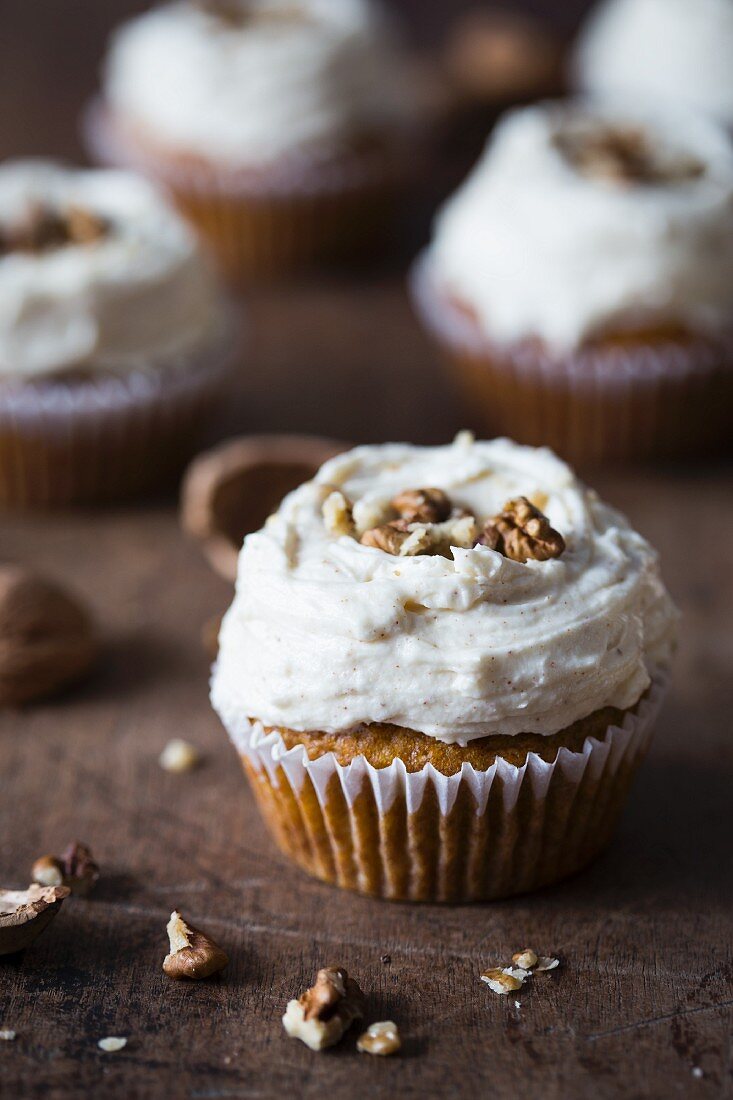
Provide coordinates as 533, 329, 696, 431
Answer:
0, 1030, 16, 1041
31, 855, 64, 888
283, 966, 365, 1051
380, 954, 391, 965
512, 949, 538, 970
535, 956, 560, 972
163, 910, 228, 980
357, 1021, 401, 1056
480, 967, 525, 994
98, 1037, 127, 1053
159, 739, 201, 774
692, 1067, 704, 1079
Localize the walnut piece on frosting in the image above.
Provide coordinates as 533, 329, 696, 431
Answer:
391, 487, 452, 524
0, 202, 108, 256
325, 480, 564, 565
321, 489, 354, 538
554, 125, 705, 188
480, 497, 565, 563
282, 966, 365, 1051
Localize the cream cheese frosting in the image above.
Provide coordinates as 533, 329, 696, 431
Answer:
574, 0, 733, 127
0, 160, 222, 380
211, 435, 678, 745
425, 100, 733, 351
102, 0, 415, 167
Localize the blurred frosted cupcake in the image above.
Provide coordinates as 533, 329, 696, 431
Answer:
574, 0, 733, 130
411, 101, 733, 463
211, 433, 677, 902
88, 0, 419, 280
0, 160, 233, 508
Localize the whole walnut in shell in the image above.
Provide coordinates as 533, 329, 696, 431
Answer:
0, 565, 97, 706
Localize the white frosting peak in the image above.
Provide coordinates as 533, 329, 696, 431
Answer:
211, 437, 677, 745
102, 0, 415, 166
426, 101, 733, 351
0, 161, 222, 380
574, 0, 733, 127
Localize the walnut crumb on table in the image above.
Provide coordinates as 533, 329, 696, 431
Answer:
282, 967, 365, 1051
481, 949, 560, 994
97, 1037, 127, 1053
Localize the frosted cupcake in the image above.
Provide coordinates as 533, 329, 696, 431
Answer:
88, 0, 419, 280
211, 434, 677, 902
574, 0, 733, 129
411, 101, 733, 463
0, 160, 233, 507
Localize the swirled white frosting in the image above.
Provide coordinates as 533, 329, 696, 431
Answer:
211, 436, 677, 745
0, 161, 222, 380
574, 0, 733, 127
426, 101, 733, 351
102, 0, 414, 167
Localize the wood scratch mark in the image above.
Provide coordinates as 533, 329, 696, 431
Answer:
585, 998, 733, 1042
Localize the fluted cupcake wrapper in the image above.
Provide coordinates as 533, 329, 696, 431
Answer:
85, 101, 407, 282
0, 319, 237, 508
410, 254, 733, 465
222, 668, 669, 902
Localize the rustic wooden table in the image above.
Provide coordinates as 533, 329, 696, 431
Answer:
1, 281, 732, 1099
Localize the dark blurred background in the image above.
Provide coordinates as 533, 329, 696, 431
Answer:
0, 1, 593, 162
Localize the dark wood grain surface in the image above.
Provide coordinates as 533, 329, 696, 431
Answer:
1, 278, 733, 1099
1, 3, 732, 1097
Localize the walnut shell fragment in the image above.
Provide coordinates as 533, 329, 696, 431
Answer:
0, 565, 97, 706
163, 910, 228, 980
181, 434, 346, 582
0, 884, 70, 955
283, 966, 365, 1051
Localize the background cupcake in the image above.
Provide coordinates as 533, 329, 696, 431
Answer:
87, 0, 420, 281
411, 100, 733, 464
573, 0, 733, 130
211, 434, 677, 902
0, 160, 233, 507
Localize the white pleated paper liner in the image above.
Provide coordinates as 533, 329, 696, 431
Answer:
218, 667, 670, 901
225, 668, 668, 816
409, 252, 733, 463
0, 312, 238, 507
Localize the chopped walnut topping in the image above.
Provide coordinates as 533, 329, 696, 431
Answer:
554, 126, 705, 188
360, 520, 415, 556
535, 956, 560, 972
392, 487, 452, 524
322, 490, 354, 538
282, 966, 365, 1051
195, 0, 307, 26
357, 1021, 401, 1056
351, 497, 393, 536
0, 1030, 16, 1042
480, 497, 565, 563
0, 202, 109, 257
